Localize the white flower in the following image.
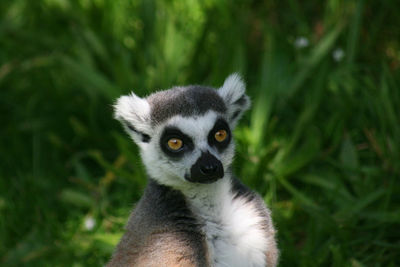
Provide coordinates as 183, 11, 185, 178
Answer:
332, 48, 345, 62
84, 216, 96, 230
294, 37, 309, 48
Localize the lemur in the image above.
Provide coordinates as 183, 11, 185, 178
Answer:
108, 74, 278, 267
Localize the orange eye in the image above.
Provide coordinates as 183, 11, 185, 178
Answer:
215, 130, 227, 142
167, 138, 183, 151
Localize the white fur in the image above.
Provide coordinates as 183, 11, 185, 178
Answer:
183, 176, 269, 267
219, 73, 246, 104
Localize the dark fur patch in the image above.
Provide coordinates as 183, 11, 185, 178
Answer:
230, 175, 255, 202
159, 127, 195, 159
123, 120, 151, 142
207, 118, 231, 152
234, 95, 247, 106
231, 110, 241, 121
147, 86, 227, 125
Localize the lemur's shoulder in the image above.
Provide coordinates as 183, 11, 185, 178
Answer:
107, 180, 210, 267
231, 177, 279, 267
231, 176, 256, 200
231, 177, 273, 220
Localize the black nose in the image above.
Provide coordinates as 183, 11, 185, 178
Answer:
200, 164, 218, 175
187, 152, 224, 184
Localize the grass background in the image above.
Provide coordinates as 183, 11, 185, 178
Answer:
1, 0, 400, 266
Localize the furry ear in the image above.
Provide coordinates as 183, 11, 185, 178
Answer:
114, 92, 152, 143
218, 73, 250, 127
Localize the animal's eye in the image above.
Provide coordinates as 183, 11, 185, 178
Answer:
214, 130, 228, 142
167, 138, 183, 151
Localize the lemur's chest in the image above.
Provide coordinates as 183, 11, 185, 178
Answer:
187, 182, 268, 267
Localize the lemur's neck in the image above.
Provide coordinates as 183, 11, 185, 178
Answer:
179, 175, 233, 219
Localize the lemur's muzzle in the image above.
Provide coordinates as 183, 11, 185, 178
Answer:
187, 151, 224, 184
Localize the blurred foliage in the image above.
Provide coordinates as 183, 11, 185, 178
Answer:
1, 0, 400, 266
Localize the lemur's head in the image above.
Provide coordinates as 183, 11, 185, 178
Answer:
114, 74, 250, 188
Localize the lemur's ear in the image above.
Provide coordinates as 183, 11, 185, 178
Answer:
114, 92, 152, 143
218, 73, 250, 127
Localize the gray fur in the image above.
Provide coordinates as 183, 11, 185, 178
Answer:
147, 86, 227, 125
107, 179, 210, 267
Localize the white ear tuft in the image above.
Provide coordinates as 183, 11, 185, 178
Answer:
114, 92, 152, 143
218, 73, 250, 127
219, 73, 246, 104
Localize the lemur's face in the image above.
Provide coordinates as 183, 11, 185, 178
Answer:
114, 74, 250, 188
141, 111, 234, 186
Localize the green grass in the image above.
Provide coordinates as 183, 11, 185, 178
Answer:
1, 0, 400, 266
